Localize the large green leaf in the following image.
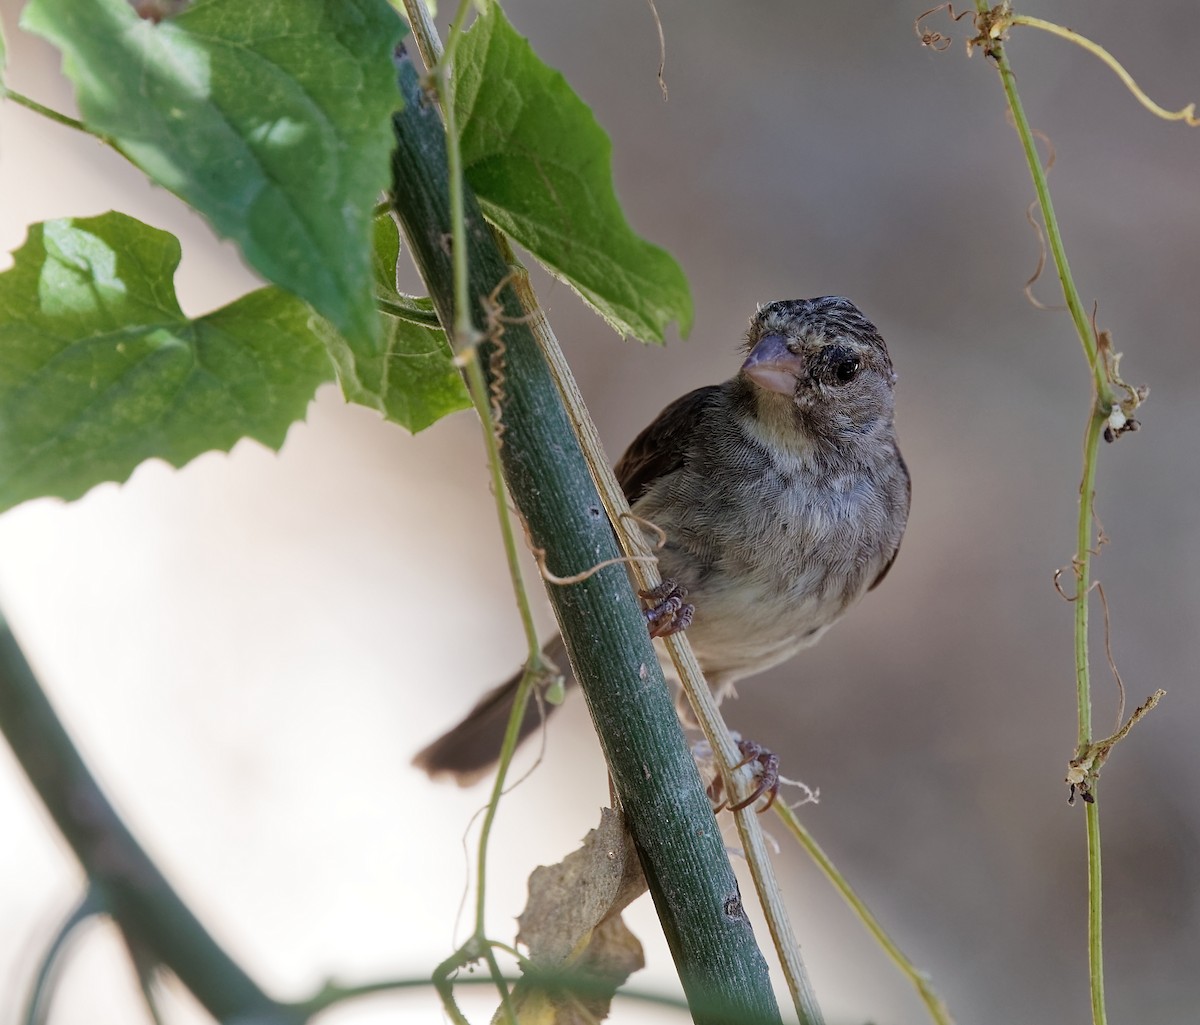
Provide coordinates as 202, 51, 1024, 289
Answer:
0, 213, 333, 512
21, 0, 405, 365
455, 4, 693, 343
322, 216, 469, 433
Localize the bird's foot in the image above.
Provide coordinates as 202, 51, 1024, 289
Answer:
708, 739, 781, 813
639, 579, 694, 638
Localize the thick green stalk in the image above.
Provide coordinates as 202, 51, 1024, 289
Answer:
389, 47, 781, 1025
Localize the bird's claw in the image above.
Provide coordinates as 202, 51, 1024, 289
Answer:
639, 579, 695, 638
708, 739, 781, 813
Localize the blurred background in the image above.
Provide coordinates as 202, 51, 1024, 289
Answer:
1, 1, 1198, 1022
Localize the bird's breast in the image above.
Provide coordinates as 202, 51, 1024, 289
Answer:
643, 453, 898, 682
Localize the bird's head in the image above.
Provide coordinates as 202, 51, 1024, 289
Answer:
740, 296, 898, 452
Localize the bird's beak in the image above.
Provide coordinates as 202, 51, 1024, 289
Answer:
741, 333, 803, 395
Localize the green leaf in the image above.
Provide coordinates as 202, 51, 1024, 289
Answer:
323, 216, 469, 432
371, 214, 439, 328
21, 0, 406, 365
454, 4, 693, 343
0, 213, 334, 512
0, 16, 7, 93
376, 311, 470, 432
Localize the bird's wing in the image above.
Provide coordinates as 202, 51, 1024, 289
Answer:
614, 385, 724, 505
868, 444, 911, 591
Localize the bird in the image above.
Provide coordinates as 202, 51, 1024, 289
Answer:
414, 296, 910, 787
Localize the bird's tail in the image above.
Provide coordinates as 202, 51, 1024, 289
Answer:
412, 634, 571, 786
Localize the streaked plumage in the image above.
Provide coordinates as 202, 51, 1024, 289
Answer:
416, 297, 909, 783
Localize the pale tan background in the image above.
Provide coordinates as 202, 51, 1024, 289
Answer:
1, 2, 1198, 1023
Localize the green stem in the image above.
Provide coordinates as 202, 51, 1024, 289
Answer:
986, 25, 1114, 410
6, 90, 87, 134
773, 804, 954, 1025
1074, 410, 1106, 747
298, 970, 698, 1018
22, 888, 105, 1025
1086, 798, 1105, 1024
462, 350, 542, 663
461, 351, 545, 938
398, 7, 551, 1019
974, 9, 1110, 1023
1077, 407, 1108, 1025
432, 946, 473, 1025
417, 0, 545, 948
4, 90, 124, 156
390, 47, 781, 1025
483, 945, 517, 1025
438, 0, 479, 349
399, 9, 801, 1019
375, 295, 443, 328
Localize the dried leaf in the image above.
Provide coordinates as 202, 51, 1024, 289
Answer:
508, 808, 648, 1023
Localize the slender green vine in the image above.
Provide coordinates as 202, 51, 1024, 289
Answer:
437, 0, 482, 351
395, 4, 564, 1021
946, 5, 1164, 1022
4, 88, 114, 145
773, 802, 954, 1025
971, 9, 1112, 1019
297, 969, 702, 1018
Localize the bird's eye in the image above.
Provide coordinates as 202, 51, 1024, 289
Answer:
828, 348, 861, 385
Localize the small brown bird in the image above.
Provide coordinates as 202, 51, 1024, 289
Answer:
415, 297, 910, 784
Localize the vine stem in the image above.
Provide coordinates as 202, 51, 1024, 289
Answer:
438, 0, 480, 350
1078, 409, 1108, 1025
772, 802, 954, 1025
1073, 410, 1106, 750
424, 0, 544, 768
297, 969, 698, 1018
400, 4, 549, 1021
1009, 15, 1200, 126
4, 88, 126, 157
987, 35, 1113, 409
973, 5, 1110, 1022
1085, 795, 1105, 1024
